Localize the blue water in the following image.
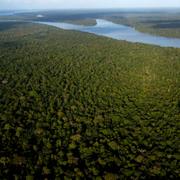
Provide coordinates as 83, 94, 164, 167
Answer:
38, 19, 180, 48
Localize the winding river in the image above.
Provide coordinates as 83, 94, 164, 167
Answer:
38, 19, 180, 48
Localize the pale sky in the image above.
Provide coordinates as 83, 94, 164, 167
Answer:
0, 0, 180, 10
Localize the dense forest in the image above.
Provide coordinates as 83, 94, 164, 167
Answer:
0, 21, 180, 179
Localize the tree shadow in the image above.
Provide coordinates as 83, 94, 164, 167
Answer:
0, 21, 26, 32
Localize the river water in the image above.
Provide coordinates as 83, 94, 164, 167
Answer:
38, 19, 180, 48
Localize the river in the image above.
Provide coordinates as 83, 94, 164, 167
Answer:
38, 19, 180, 48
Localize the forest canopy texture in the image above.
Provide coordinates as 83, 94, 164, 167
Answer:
0, 22, 179, 179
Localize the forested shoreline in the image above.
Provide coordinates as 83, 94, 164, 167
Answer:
1, 9, 180, 38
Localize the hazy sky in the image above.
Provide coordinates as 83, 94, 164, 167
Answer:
0, 0, 180, 10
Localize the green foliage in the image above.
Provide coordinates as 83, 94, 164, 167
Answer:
104, 12, 180, 38
108, 141, 119, 151
0, 22, 179, 179
104, 173, 118, 180
26, 175, 34, 180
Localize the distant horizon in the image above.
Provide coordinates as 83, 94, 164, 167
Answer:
1, 0, 180, 10
1, 7, 180, 11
